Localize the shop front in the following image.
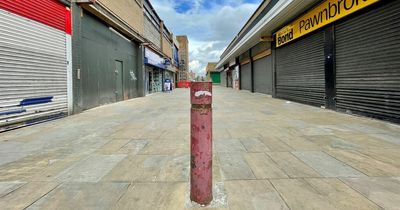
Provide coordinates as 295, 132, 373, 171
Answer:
145, 48, 170, 94
274, 0, 400, 123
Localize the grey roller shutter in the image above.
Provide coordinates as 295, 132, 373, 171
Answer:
241, 63, 252, 91
254, 56, 272, 94
335, 1, 400, 123
276, 30, 325, 107
0, 10, 67, 128
221, 71, 227, 87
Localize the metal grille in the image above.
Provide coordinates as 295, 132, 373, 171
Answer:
254, 56, 272, 94
241, 63, 252, 91
335, 1, 400, 123
276, 30, 325, 107
0, 9, 67, 127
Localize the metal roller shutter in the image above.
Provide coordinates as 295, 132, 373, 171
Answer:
335, 1, 400, 123
0, 9, 67, 128
221, 71, 227, 87
254, 56, 272, 94
276, 30, 325, 107
241, 63, 252, 91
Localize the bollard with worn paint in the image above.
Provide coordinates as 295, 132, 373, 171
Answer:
190, 82, 213, 205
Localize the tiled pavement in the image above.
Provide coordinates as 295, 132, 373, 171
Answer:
0, 86, 399, 209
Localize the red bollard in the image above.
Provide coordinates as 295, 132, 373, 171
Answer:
190, 82, 213, 205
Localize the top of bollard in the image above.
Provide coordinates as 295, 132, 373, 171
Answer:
190, 82, 212, 105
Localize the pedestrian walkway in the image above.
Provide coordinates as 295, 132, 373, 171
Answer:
0, 86, 399, 210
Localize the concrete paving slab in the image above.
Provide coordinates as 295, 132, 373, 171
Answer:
267, 152, 321, 178
244, 153, 288, 179
0, 151, 62, 182
117, 139, 149, 155
138, 139, 188, 155
225, 180, 289, 210
113, 182, 186, 210
214, 139, 247, 153
341, 177, 400, 210
0, 181, 59, 210
27, 182, 129, 210
271, 178, 381, 210
277, 136, 320, 151
259, 137, 293, 152
158, 154, 190, 182
218, 153, 256, 180
369, 133, 400, 145
327, 150, 400, 177
292, 151, 365, 177
240, 138, 271, 152
55, 154, 126, 182
334, 134, 400, 150
0, 181, 26, 198
102, 155, 169, 182
96, 139, 132, 155
1, 87, 400, 209
307, 135, 362, 151
358, 149, 400, 168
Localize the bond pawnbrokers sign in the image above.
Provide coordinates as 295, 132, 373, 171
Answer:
275, 0, 379, 47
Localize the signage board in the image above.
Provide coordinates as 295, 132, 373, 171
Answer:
276, 0, 379, 47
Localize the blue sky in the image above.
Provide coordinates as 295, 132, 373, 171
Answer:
151, 0, 262, 76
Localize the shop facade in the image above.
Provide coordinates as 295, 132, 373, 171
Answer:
274, 0, 400, 122
0, 0, 72, 130
218, 0, 400, 123
238, 42, 273, 94
145, 47, 172, 93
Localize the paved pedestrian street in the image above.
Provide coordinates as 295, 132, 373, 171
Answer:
0, 86, 400, 210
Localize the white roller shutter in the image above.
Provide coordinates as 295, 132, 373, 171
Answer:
0, 9, 67, 128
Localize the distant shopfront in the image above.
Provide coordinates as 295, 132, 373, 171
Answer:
144, 47, 174, 94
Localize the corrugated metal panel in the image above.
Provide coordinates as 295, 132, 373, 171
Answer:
335, 1, 400, 123
0, 9, 67, 127
0, 0, 67, 32
276, 30, 325, 107
241, 63, 252, 91
254, 55, 272, 94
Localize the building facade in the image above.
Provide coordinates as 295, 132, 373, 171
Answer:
217, 0, 400, 124
206, 63, 221, 85
0, 0, 186, 131
143, 0, 177, 94
177, 35, 189, 81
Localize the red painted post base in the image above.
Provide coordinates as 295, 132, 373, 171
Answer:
190, 82, 213, 205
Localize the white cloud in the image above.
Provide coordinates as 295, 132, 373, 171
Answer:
151, 0, 260, 76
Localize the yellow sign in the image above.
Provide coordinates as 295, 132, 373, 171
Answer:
276, 0, 380, 47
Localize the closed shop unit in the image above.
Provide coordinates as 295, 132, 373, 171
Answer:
335, 1, 400, 123
221, 71, 227, 87
275, 30, 325, 107
254, 55, 272, 94
241, 63, 252, 91
78, 11, 139, 111
0, 0, 71, 130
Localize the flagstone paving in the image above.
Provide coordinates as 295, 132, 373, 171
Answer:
0, 86, 399, 209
